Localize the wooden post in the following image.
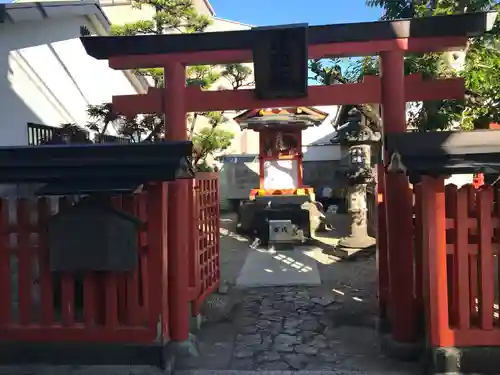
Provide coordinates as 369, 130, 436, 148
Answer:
380, 50, 417, 343
376, 164, 390, 330
164, 62, 190, 341
421, 176, 451, 347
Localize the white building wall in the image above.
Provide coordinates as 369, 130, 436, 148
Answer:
0, 15, 139, 146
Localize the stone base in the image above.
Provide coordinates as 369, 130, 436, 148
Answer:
335, 235, 376, 260
164, 333, 199, 372
380, 333, 423, 362
338, 234, 376, 249
426, 346, 500, 375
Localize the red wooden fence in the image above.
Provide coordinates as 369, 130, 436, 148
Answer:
416, 180, 500, 347
188, 173, 221, 316
0, 189, 165, 343
0, 174, 221, 346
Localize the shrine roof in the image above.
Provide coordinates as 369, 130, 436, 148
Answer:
81, 12, 496, 60
234, 107, 328, 123
237, 113, 325, 131
385, 130, 500, 176
0, 141, 194, 194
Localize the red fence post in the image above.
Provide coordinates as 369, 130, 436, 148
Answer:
376, 164, 390, 330
421, 176, 453, 347
477, 186, 494, 330
453, 186, 470, 330
413, 183, 424, 327
164, 61, 190, 341
147, 183, 169, 340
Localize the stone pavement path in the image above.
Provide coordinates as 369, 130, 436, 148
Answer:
177, 286, 419, 374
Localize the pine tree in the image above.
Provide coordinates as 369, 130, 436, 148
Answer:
86, 0, 253, 147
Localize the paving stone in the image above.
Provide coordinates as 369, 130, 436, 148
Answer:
256, 351, 281, 363
229, 358, 254, 370
233, 347, 254, 359
309, 334, 329, 349
256, 360, 291, 370
235, 333, 261, 346
295, 343, 319, 355
274, 333, 301, 346
282, 353, 309, 370
273, 343, 295, 353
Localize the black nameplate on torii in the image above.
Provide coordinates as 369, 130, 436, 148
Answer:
252, 24, 309, 100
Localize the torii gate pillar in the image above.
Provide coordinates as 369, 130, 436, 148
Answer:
164, 62, 190, 341
381, 51, 416, 343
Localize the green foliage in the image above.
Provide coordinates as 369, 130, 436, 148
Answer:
309, 57, 381, 129
311, 0, 500, 132
86, 0, 252, 149
367, 0, 500, 131
191, 127, 234, 170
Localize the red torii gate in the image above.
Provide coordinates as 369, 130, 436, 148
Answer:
81, 11, 494, 349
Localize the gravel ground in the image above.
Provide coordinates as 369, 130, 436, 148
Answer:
176, 213, 420, 374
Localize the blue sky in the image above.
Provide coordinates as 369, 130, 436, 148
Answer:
208, 0, 383, 84
209, 0, 382, 26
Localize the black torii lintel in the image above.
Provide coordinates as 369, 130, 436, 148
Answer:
252, 24, 308, 100
0, 141, 194, 194
385, 130, 500, 177
80, 12, 497, 60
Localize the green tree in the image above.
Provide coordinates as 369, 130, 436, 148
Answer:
86, 0, 252, 159
191, 127, 234, 170
311, 0, 500, 131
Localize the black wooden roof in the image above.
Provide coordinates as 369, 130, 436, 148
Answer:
0, 141, 194, 193
239, 114, 322, 131
385, 130, 500, 176
80, 12, 496, 60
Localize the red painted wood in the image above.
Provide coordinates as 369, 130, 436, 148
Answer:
104, 273, 119, 330
445, 185, 458, 325
110, 197, 128, 324
37, 198, 54, 326
60, 273, 75, 327
112, 76, 464, 116
188, 180, 201, 299
137, 193, 149, 324
496, 186, 500, 329
147, 183, 168, 339
83, 273, 97, 326
0, 199, 11, 326
454, 186, 471, 330
376, 164, 390, 318
123, 194, 141, 326
0, 326, 153, 343
190, 174, 220, 317
466, 185, 479, 322
108, 36, 467, 68
421, 176, 450, 347
164, 61, 190, 342
17, 198, 33, 326
413, 183, 424, 319
381, 50, 416, 343
477, 187, 494, 330
55, 198, 75, 327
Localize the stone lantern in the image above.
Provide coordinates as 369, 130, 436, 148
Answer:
332, 108, 381, 258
